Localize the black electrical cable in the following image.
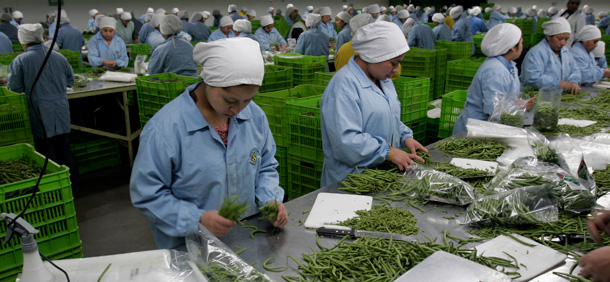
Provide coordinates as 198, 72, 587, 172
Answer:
40, 252, 70, 282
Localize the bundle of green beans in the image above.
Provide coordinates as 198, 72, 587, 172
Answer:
560, 106, 610, 126
259, 201, 280, 222
534, 142, 560, 165
561, 91, 589, 102
533, 102, 560, 132
218, 196, 251, 222
500, 112, 524, 127
0, 159, 43, 185
553, 188, 597, 214
486, 171, 558, 194
339, 169, 400, 195
593, 166, 610, 196
284, 236, 519, 282
433, 162, 493, 178
337, 204, 419, 236
435, 138, 507, 161
198, 262, 269, 282
396, 168, 477, 206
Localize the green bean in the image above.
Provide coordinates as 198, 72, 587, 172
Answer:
593, 166, 610, 196
500, 112, 524, 127
259, 201, 280, 222
218, 196, 251, 222
553, 272, 592, 282
534, 142, 560, 165
337, 204, 419, 236
435, 137, 507, 161
250, 228, 267, 239
263, 257, 287, 272
97, 263, 111, 282
533, 102, 560, 132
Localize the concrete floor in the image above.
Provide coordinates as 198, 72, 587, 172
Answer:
75, 164, 156, 257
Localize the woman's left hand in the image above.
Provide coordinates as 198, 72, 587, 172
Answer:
404, 137, 428, 156
270, 201, 289, 227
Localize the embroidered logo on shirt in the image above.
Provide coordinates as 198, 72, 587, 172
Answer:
116, 51, 119, 55
250, 148, 260, 165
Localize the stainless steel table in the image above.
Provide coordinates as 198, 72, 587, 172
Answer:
67, 80, 140, 166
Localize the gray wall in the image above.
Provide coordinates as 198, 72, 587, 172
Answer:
488, 0, 610, 16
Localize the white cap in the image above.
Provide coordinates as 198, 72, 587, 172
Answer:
260, 15, 273, 27
172, 8, 180, 14
482, 23, 522, 56
285, 7, 297, 17
598, 11, 609, 18
233, 19, 251, 33
241, 7, 248, 12
178, 10, 189, 20
336, 11, 351, 23
575, 25, 602, 42
150, 13, 164, 28
450, 6, 464, 18
202, 11, 210, 19
525, 8, 537, 17
398, 10, 410, 19
584, 7, 593, 14
247, 10, 256, 17
362, 7, 369, 14
193, 38, 264, 87
13, 11, 23, 19
147, 8, 154, 13
376, 14, 391, 22
493, 4, 502, 11
352, 21, 409, 63
542, 17, 571, 36
18, 23, 44, 44
508, 7, 517, 14
120, 12, 132, 21
381, 6, 387, 12
116, 8, 124, 15
191, 12, 204, 22
432, 13, 445, 23
402, 18, 416, 33
286, 4, 294, 9
368, 4, 380, 14
407, 5, 415, 12
89, 9, 99, 17
471, 7, 482, 16
349, 13, 374, 36
220, 15, 233, 27
268, 7, 275, 12
99, 16, 117, 29
307, 6, 313, 12
160, 15, 182, 35
320, 7, 331, 16
156, 8, 166, 14
538, 10, 548, 18
593, 41, 606, 57
305, 13, 321, 27
548, 6, 559, 15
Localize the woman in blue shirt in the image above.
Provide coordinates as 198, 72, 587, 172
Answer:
87, 16, 128, 69
130, 38, 288, 249
570, 25, 610, 84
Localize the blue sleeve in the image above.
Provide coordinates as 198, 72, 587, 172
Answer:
521, 48, 560, 89
451, 22, 464, 41
139, 26, 149, 43
115, 39, 129, 68
130, 125, 206, 238
599, 56, 608, 69
147, 48, 163, 75
564, 52, 581, 84
407, 30, 416, 47
572, 48, 603, 83
295, 34, 305, 54
64, 57, 75, 88
275, 29, 287, 46
254, 114, 284, 203
480, 21, 488, 32
87, 39, 103, 68
480, 70, 512, 116
56, 31, 64, 49
7, 58, 24, 93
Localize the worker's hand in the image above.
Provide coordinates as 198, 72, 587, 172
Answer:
200, 210, 236, 237
280, 44, 287, 51
405, 137, 429, 156
135, 39, 140, 44
579, 246, 610, 281
588, 210, 610, 244
604, 68, 610, 78
559, 81, 581, 95
526, 97, 537, 111
102, 60, 116, 68
268, 200, 289, 227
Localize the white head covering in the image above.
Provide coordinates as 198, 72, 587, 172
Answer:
268, 7, 275, 12
432, 13, 445, 23
233, 19, 251, 33
147, 8, 154, 13
193, 38, 264, 86
407, 5, 416, 12
160, 15, 182, 35
307, 6, 314, 12
362, 7, 369, 14
150, 13, 164, 28
575, 25, 602, 42
145, 12, 154, 22
202, 11, 210, 19
542, 17, 571, 36
376, 15, 391, 22
508, 7, 517, 14
395, 5, 404, 12
116, 8, 124, 15
381, 6, 387, 12
537, 10, 548, 18
402, 18, 416, 33
593, 41, 606, 57
156, 8, 166, 14
368, 4, 381, 14
305, 13, 321, 27
471, 7, 482, 16
89, 9, 99, 17
18, 23, 44, 44
176, 10, 188, 20
241, 7, 248, 12
120, 12, 132, 21
492, 4, 502, 11
285, 7, 297, 17
481, 23, 522, 56
191, 12, 203, 22
99, 16, 117, 29
260, 15, 273, 27
548, 6, 559, 15
337, 11, 351, 23
349, 13, 374, 36
398, 10, 410, 19
584, 7, 593, 14
287, 4, 294, 9
485, 7, 492, 13
353, 21, 409, 63
228, 5, 237, 13
450, 6, 464, 18
12, 11, 23, 19
59, 14, 70, 25
172, 8, 180, 14
320, 7, 332, 16
247, 10, 256, 17
525, 8, 536, 17
220, 16, 233, 27
389, 6, 395, 10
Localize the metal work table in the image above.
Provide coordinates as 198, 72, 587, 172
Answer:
67, 80, 140, 166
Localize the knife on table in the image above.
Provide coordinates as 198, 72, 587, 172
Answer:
316, 225, 416, 242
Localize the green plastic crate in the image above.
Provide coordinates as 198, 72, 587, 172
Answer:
260, 65, 294, 93
70, 132, 121, 174
507, 19, 534, 35
400, 47, 437, 78
273, 16, 291, 38
128, 43, 151, 67
444, 59, 484, 93
286, 153, 323, 200
0, 144, 81, 278
434, 76, 446, 100
536, 18, 552, 33
473, 33, 485, 56
313, 71, 335, 87
439, 90, 467, 138
0, 52, 21, 67
255, 85, 325, 147
127, 90, 137, 107
58, 49, 83, 74
393, 77, 430, 123
136, 73, 201, 116
426, 117, 441, 146
531, 33, 546, 46
434, 48, 448, 99
11, 43, 24, 53
273, 53, 327, 85
0, 88, 34, 147
435, 40, 472, 61
286, 96, 323, 162
276, 146, 287, 190
251, 19, 261, 33
404, 118, 427, 142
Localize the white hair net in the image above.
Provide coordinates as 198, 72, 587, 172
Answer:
584, 7, 593, 14
526, 8, 537, 17
403, 18, 416, 33
482, 23, 522, 56
12, 11, 23, 19
1, 13, 12, 22
575, 25, 601, 42
233, 19, 251, 33
368, 4, 381, 14
381, 6, 387, 12
398, 10, 410, 19
219, 16, 233, 27
155, 8, 166, 14
191, 12, 203, 22
307, 6, 314, 11
99, 16, 117, 29
407, 5, 415, 12
241, 7, 248, 12
285, 7, 297, 17
260, 15, 273, 27
150, 13, 164, 28
492, 4, 502, 11
598, 11, 609, 18
548, 6, 559, 15
471, 7, 482, 16
178, 10, 189, 20
353, 21, 409, 63
116, 8, 124, 15
336, 11, 351, 23
376, 15, 391, 22
147, 8, 154, 13
172, 8, 180, 14
362, 7, 369, 14
193, 38, 263, 86
268, 7, 275, 12
432, 13, 445, 23
508, 7, 517, 14
450, 6, 464, 18
247, 10, 256, 17
59, 14, 70, 25
202, 11, 210, 19
89, 9, 99, 17
593, 41, 605, 57
542, 17, 571, 36
538, 9, 548, 18
18, 23, 44, 45
120, 12, 132, 21
305, 13, 321, 27
228, 5, 237, 13
320, 7, 332, 16
287, 4, 294, 9
145, 13, 154, 22
349, 13, 374, 36
160, 15, 182, 35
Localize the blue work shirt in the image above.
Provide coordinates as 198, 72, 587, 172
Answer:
408, 23, 436, 49
0, 22, 18, 42
521, 38, 581, 89
336, 24, 351, 52
410, 13, 419, 22
139, 14, 147, 22
599, 16, 610, 30
146, 30, 166, 52
254, 27, 287, 51
585, 14, 595, 25
489, 11, 509, 29
451, 16, 474, 54
10, 19, 22, 28
130, 83, 284, 249
8, 44, 74, 138
138, 23, 153, 44
320, 21, 338, 40
229, 12, 244, 22
237, 32, 265, 53
597, 56, 608, 69
285, 15, 296, 29
181, 20, 194, 36
433, 23, 452, 41
191, 22, 212, 41
87, 32, 128, 69
87, 18, 96, 32
295, 27, 330, 58
421, 13, 429, 23
453, 56, 521, 135
148, 35, 198, 77
469, 16, 488, 35
0, 31, 12, 53
207, 29, 236, 42
320, 56, 414, 186
48, 22, 56, 40
392, 17, 404, 30
570, 42, 604, 84
56, 24, 85, 52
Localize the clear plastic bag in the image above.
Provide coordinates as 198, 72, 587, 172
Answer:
464, 185, 558, 226
465, 119, 529, 148
485, 156, 563, 195
397, 163, 477, 206
527, 128, 561, 166
186, 223, 274, 282
134, 54, 148, 76
73, 74, 92, 88
98, 71, 138, 83
0, 64, 9, 77
489, 92, 528, 127
532, 87, 561, 132
582, 133, 610, 145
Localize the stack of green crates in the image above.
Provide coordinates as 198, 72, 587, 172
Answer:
285, 96, 323, 199
254, 85, 325, 147
191, 41, 204, 46
602, 36, 610, 64
434, 48, 448, 100
0, 87, 34, 147
473, 33, 485, 57
251, 19, 261, 33
58, 49, 83, 74
532, 18, 552, 46
507, 19, 534, 46
0, 52, 22, 67
444, 59, 484, 93
274, 16, 291, 38
313, 71, 335, 87
436, 40, 472, 61
135, 73, 201, 127
128, 43, 151, 67
439, 90, 467, 138
426, 116, 440, 146
0, 144, 82, 282
394, 77, 430, 124
260, 65, 294, 93
276, 146, 287, 190
400, 47, 436, 100
70, 132, 121, 174
273, 54, 326, 85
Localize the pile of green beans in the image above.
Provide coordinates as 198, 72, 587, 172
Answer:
553, 189, 597, 214
560, 106, 610, 126
593, 166, 610, 196
339, 169, 400, 195
338, 204, 419, 236
435, 138, 507, 161
533, 102, 560, 132
198, 263, 269, 282
259, 201, 280, 222
283, 236, 519, 282
218, 196, 251, 222
534, 143, 560, 165
500, 112, 524, 127
560, 91, 589, 102
433, 162, 493, 178
486, 172, 556, 193
0, 159, 43, 184
396, 169, 476, 206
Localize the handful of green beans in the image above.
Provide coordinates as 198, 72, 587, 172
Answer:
500, 112, 524, 127
435, 138, 507, 161
534, 142, 560, 165
398, 166, 477, 206
339, 169, 400, 195
259, 201, 280, 222
338, 204, 419, 236
198, 262, 269, 282
593, 166, 610, 196
218, 196, 251, 222
533, 102, 560, 132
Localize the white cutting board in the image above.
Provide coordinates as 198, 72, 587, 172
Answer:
474, 234, 567, 281
394, 251, 511, 282
303, 193, 373, 229
558, 118, 597, 127
450, 158, 498, 173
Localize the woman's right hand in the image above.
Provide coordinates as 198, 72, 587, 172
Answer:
102, 60, 116, 68
559, 81, 581, 95
588, 210, 610, 244
389, 147, 424, 171
526, 97, 537, 111
200, 210, 236, 237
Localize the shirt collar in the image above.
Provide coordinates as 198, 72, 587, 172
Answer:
346, 56, 391, 94
494, 55, 512, 72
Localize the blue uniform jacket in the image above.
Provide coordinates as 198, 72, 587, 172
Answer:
408, 23, 436, 49
451, 16, 474, 54
570, 42, 604, 84
229, 12, 244, 22
148, 35, 198, 77
87, 32, 128, 69
0, 31, 12, 53
585, 14, 595, 25
0, 22, 18, 42
433, 23, 452, 41
139, 23, 153, 43
469, 16, 488, 35
207, 29, 236, 42
599, 16, 610, 30
489, 11, 509, 29
191, 22, 212, 41
320, 21, 338, 40
336, 24, 351, 52
255, 27, 287, 51
147, 30, 166, 52
87, 18, 96, 32
295, 27, 330, 58
597, 56, 608, 69
57, 24, 85, 52
521, 38, 581, 89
